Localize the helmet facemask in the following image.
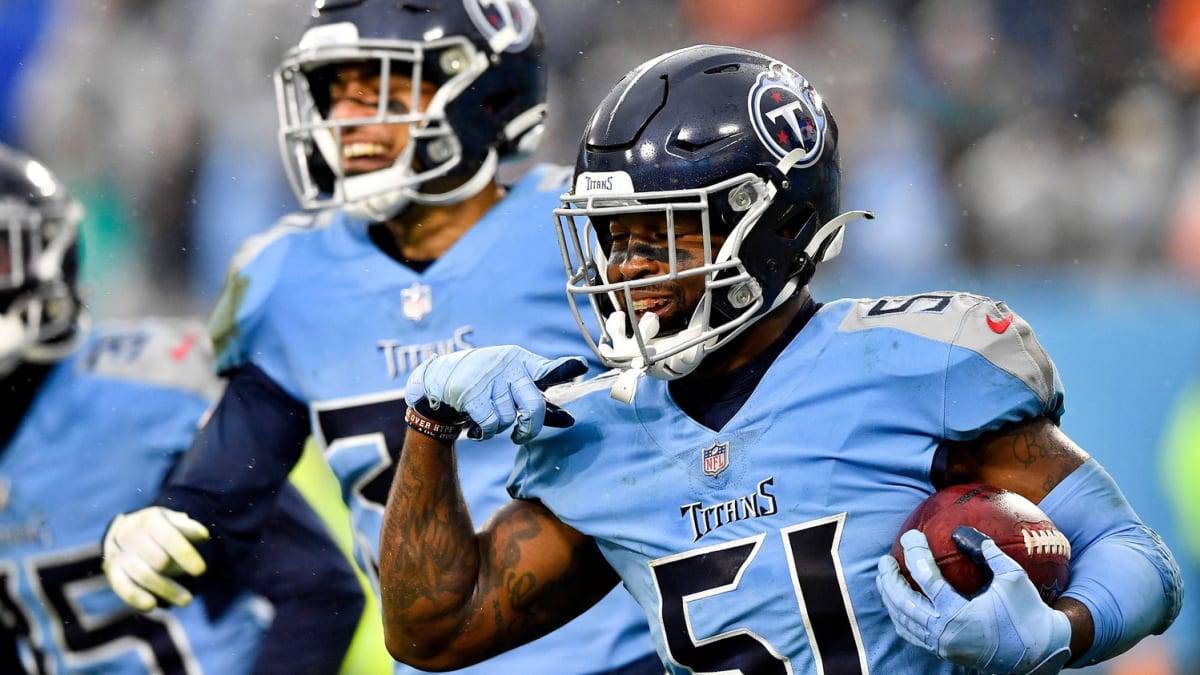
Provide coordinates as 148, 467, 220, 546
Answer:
556, 171, 786, 384
556, 152, 872, 402
275, 32, 498, 221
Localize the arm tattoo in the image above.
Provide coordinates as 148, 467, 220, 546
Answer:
946, 418, 1088, 498
1000, 422, 1082, 492
482, 505, 617, 652
381, 440, 477, 623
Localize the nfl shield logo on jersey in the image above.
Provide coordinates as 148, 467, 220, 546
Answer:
401, 283, 433, 321
702, 442, 729, 477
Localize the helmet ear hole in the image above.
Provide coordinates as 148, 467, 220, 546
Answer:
481, 89, 516, 116
775, 205, 817, 241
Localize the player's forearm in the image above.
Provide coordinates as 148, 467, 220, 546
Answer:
1050, 596, 1094, 664
379, 430, 482, 667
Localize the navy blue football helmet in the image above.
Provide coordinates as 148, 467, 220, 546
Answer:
554, 45, 871, 384
0, 144, 84, 376
275, 0, 547, 221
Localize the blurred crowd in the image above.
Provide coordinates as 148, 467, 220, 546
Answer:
2, 1, 1200, 673
2, 0, 1200, 317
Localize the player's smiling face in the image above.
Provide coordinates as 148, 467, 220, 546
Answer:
325, 62, 436, 176
605, 211, 724, 335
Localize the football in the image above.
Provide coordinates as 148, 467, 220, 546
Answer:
890, 484, 1071, 603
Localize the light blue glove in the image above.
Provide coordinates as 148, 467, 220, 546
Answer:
876, 526, 1073, 675
405, 346, 588, 443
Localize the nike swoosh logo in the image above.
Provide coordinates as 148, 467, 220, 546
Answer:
986, 314, 1014, 334
171, 332, 198, 361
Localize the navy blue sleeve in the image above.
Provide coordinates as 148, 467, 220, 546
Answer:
153, 362, 310, 560
245, 485, 363, 675
153, 363, 363, 673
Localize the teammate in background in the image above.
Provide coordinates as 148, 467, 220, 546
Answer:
101, 1, 660, 673
379, 45, 1184, 674
0, 144, 362, 674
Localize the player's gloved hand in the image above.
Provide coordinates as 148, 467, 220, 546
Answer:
876, 526, 1072, 675
102, 506, 210, 611
405, 345, 588, 443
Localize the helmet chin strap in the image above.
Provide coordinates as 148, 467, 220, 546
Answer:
337, 140, 498, 221
338, 141, 418, 222
0, 306, 33, 378
601, 307, 715, 404
601, 311, 659, 404
23, 309, 86, 364
405, 148, 498, 206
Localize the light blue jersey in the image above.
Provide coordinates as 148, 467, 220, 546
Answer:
512, 292, 1067, 675
211, 164, 655, 674
0, 319, 268, 674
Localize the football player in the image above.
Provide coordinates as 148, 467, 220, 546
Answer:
0, 143, 362, 674
101, 1, 660, 674
379, 45, 1184, 674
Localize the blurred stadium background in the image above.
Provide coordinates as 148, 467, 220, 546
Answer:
3, 0, 1199, 672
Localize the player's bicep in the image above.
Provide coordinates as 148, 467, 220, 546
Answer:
943, 416, 1090, 503
473, 499, 618, 650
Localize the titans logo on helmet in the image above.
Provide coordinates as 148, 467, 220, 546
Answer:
465, 0, 538, 52
748, 61, 827, 166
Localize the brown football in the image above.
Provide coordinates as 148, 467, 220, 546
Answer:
891, 484, 1070, 603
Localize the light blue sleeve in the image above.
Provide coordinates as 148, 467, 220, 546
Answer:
1039, 459, 1184, 666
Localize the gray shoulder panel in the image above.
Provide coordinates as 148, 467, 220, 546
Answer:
837, 292, 1057, 405
78, 318, 224, 402
536, 163, 575, 192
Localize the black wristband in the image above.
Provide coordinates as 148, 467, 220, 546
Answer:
405, 405, 464, 441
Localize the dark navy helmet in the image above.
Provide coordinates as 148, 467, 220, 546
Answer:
554, 45, 871, 382
0, 143, 84, 375
275, 0, 547, 220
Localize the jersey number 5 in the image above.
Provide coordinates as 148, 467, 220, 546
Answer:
651, 514, 867, 674
1, 550, 196, 674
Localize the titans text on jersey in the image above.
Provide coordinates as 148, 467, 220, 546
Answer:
514, 292, 1064, 675
682, 477, 778, 543
378, 325, 476, 379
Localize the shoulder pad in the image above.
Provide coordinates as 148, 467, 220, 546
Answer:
531, 163, 575, 194
838, 292, 1058, 405
226, 210, 331, 275
208, 210, 334, 369
77, 318, 223, 401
